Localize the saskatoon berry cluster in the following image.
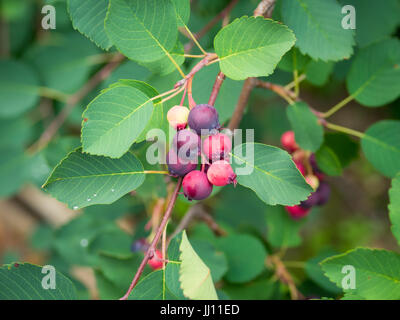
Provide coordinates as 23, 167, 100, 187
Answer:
281, 131, 331, 219
166, 103, 237, 201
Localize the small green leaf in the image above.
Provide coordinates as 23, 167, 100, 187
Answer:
214, 16, 295, 80
347, 38, 400, 107
0, 60, 40, 118
81, 82, 154, 158
389, 174, 400, 246
231, 143, 312, 206
43, 148, 145, 209
286, 101, 324, 152
315, 145, 342, 176
105, 0, 178, 62
281, 0, 355, 61
217, 233, 267, 284
321, 248, 400, 300
361, 120, 400, 177
67, 0, 113, 50
0, 263, 77, 300
305, 60, 334, 86
179, 231, 218, 300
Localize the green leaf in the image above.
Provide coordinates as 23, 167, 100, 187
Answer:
67, 0, 113, 50
266, 205, 302, 248
305, 251, 342, 294
320, 248, 400, 300
305, 60, 334, 86
223, 278, 281, 300
346, 38, 400, 107
0, 117, 33, 148
315, 145, 342, 176
361, 120, 400, 177
0, 60, 40, 118
231, 143, 312, 206
43, 148, 145, 209
286, 101, 323, 152
105, 0, 178, 62
321, 133, 359, 168
138, 40, 185, 76
24, 33, 100, 94
338, 0, 400, 48
389, 173, 400, 246
190, 239, 228, 283
129, 270, 180, 300
0, 263, 77, 300
171, 0, 190, 26
179, 231, 218, 300
214, 16, 296, 80
278, 47, 310, 73
281, 0, 355, 61
217, 233, 267, 283
81, 82, 155, 158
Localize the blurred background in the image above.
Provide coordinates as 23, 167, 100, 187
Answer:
0, 0, 399, 299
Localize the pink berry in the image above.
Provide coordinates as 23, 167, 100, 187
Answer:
182, 170, 213, 201
167, 105, 190, 130
294, 160, 306, 176
148, 249, 163, 270
202, 133, 232, 162
281, 131, 298, 153
207, 160, 237, 186
285, 205, 310, 219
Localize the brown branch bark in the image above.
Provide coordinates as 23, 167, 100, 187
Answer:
208, 71, 225, 106
28, 53, 125, 154
120, 178, 183, 300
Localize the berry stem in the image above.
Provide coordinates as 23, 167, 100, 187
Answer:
208, 71, 226, 106
324, 121, 365, 138
322, 94, 356, 118
180, 83, 187, 106
187, 77, 197, 109
120, 178, 183, 300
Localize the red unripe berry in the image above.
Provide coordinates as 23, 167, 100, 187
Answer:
202, 133, 232, 162
281, 131, 298, 153
167, 105, 190, 130
148, 249, 163, 270
294, 160, 306, 176
166, 149, 197, 177
207, 160, 237, 186
188, 104, 220, 135
182, 170, 213, 201
285, 205, 310, 219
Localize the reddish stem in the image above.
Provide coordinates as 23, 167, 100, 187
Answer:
208, 72, 225, 106
120, 178, 183, 300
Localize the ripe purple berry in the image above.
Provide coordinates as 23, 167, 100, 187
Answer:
182, 170, 213, 200
172, 129, 201, 160
316, 182, 331, 206
202, 133, 232, 162
207, 160, 237, 186
166, 149, 197, 177
131, 238, 149, 252
187, 104, 220, 135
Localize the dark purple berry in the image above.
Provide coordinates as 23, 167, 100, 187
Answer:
300, 191, 320, 209
172, 129, 201, 160
182, 170, 213, 200
316, 182, 331, 206
187, 104, 220, 135
131, 238, 149, 252
166, 149, 197, 177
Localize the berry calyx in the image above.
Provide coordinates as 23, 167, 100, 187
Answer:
166, 149, 197, 177
207, 160, 237, 186
172, 129, 201, 160
148, 249, 163, 270
182, 170, 213, 200
187, 104, 220, 135
167, 105, 190, 130
281, 131, 299, 153
285, 205, 310, 219
202, 133, 232, 162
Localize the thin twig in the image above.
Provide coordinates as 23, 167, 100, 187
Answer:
184, 0, 239, 53
254, 0, 276, 17
28, 53, 125, 154
120, 178, 183, 300
208, 71, 226, 106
